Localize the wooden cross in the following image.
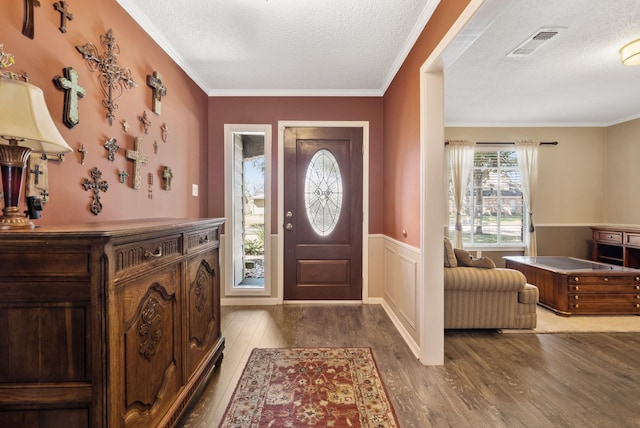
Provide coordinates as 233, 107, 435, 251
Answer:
104, 137, 119, 161
22, 0, 41, 39
53, 1, 73, 33
78, 143, 88, 165
138, 110, 151, 134
126, 137, 149, 190
82, 167, 109, 216
53, 67, 86, 128
146, 71, 167, 115
162, 166, 173, 191
76, 29, 137, 125
29, 163, 44, 185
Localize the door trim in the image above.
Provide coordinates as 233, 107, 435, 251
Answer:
277, 121, 369, 304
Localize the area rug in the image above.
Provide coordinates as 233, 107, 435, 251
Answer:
219, 347, 399, 427
500, 305, 640, 334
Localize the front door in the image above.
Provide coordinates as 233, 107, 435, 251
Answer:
283, 127, 363, 300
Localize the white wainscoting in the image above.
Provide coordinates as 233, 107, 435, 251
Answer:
369, 235, 421, 358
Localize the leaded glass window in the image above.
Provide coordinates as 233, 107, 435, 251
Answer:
304, 149, 343, 236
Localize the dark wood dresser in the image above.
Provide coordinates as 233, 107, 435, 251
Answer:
0, 218, 225, 427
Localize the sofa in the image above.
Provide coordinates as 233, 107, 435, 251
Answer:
444, 238, 538, 329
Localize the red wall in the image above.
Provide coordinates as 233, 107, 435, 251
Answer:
382, 0, 470, 246
207, 96, 384, 234
1, 0, 209, 225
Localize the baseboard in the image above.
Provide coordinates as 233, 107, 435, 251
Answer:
370, 297, 420, 359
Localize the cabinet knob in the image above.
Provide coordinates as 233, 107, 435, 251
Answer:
636, 304, 640, 309
199, 235, 209, 244
574, 295, 579, 300
574, 277, 579, 282
575, 304, 580, 309
604, 277, 609, 282
574, 286, 579, 291
636, 285, 640, 290
635, 277, 639, 282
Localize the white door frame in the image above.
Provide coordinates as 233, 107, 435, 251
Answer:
223, 124, 272, 297
418, 0, 487, 365
277, 121, 370, 304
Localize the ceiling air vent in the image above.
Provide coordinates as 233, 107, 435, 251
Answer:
506, 27, 565, 57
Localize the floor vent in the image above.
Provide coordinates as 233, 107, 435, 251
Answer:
506, 27, 565, 57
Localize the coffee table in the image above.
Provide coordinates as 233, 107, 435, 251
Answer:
504, 256, 640, 316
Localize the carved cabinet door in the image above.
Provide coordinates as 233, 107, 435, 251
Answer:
114, 264, 182, 428
185, 248, 221, 380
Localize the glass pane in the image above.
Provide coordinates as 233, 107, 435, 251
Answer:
304, 149, 343, 236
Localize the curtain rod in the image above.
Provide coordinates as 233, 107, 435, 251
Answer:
445, 141, 558, 145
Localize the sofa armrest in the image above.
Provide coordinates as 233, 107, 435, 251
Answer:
444, 267, 526, 292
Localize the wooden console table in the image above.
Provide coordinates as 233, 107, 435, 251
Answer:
504, 256, 640, 316
0, 218, 225, 427
591, 226, 640, 268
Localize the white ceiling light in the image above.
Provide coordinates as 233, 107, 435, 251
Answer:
620, 38, 640, 65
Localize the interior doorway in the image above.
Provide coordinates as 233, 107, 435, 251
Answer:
224, 124, 272, 297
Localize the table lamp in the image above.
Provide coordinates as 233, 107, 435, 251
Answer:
0, 78, 72, 229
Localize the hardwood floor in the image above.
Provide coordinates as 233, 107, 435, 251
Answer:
178, 305, 640, 427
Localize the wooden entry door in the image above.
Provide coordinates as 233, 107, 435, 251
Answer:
283, 127, 363, 300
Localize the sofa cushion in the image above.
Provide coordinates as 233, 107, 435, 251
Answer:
454, 248, 496, 269
518, 283, 539, 304
444, 237, 457, 268
444, 266, 526, 292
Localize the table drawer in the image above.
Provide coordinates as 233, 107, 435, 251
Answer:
115, 234, 182, 275
595, 231, 622, 244
569, 294, 640, 313
568, 275, 640, 285
568, 283, 640, 293
625, 232, 640, 248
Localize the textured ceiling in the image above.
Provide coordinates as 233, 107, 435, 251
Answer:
118, 0, 640, 126
117, 0, 439, 96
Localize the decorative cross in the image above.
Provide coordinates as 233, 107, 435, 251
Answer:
40, 189, 49, 202
121, 120, 129, 132
153, 141, 158, 154
29, 163, 44, 185
82, 167, 109, 215
53, 1, 73, 33
104, 137, 119, 161
126, 137, 149, 190
78, 143, 88, 165
119, 170, 129, 184
148, 173, 154, 199
161, 123, 168, 143
22, 0, 41, 39
146, 71, 167, 115
162, 166, 173, 191
53, 67, 86, 128
76, 29, 137, 125
139, 110, 151, 134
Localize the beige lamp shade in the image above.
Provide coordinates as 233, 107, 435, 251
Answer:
620, 38, 640, 66
0, 78, 72, 153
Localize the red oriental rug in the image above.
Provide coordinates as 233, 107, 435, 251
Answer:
219, 347, 399, 427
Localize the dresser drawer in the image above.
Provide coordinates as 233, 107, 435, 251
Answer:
568, 294, 640, 313
625, 232, 640, 248
595, 230, 622, 244
186, 226, 220, 253
567, 274, 640, 285
114, 234, 182, 276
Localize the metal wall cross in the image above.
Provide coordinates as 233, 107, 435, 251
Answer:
82, 167, 109, 215
126, 137, 149, 190
53, 1, 73, 33
29, 163, 44, 185
53, 67, 86, 128
146, 71, 167, 115
22, 0, 41, 39
76, 29, 137, 126
104, 137, 119, 161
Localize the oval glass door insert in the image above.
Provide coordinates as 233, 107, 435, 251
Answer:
304, 149, 343, 236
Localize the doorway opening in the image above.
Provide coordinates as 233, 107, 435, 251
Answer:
224, 124, 272, 297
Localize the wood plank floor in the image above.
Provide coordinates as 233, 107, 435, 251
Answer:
178, 305, 640, 427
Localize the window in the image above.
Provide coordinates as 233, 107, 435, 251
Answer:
448, 149, 524, 246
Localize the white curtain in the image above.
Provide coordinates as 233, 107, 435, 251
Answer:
446, 140, 475, 248
515, 140, 540, 256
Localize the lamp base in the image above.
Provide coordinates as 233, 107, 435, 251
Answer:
0, 206, 34, 229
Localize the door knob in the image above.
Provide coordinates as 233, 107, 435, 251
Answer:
285, 223, 293, 231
